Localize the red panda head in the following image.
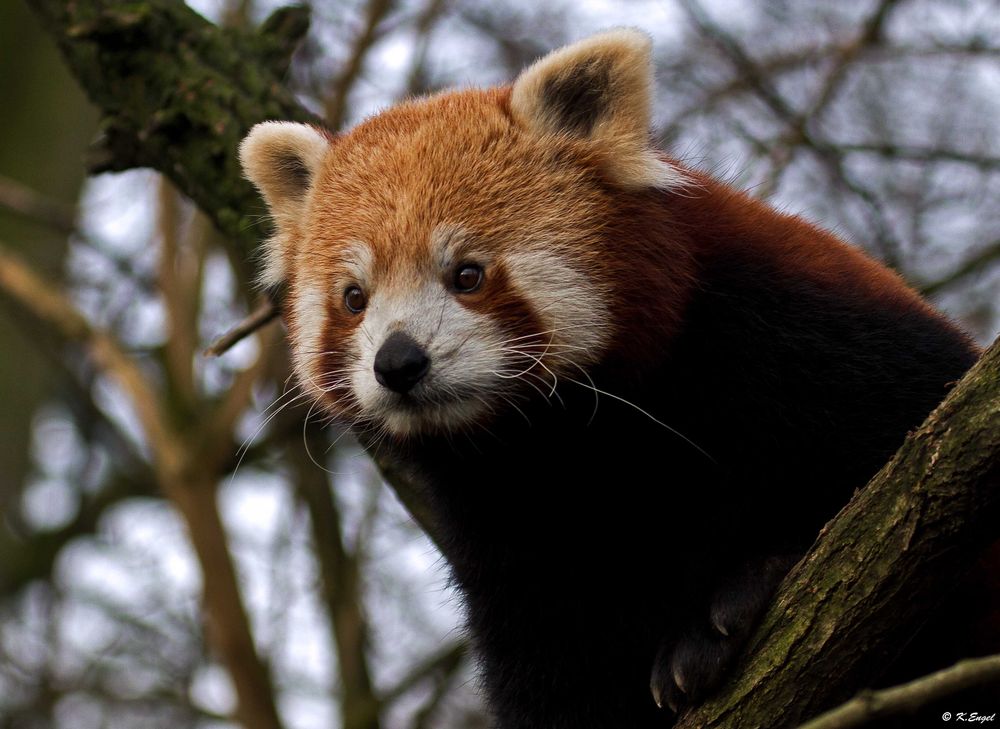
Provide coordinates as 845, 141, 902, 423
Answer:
240, 29, 692, 437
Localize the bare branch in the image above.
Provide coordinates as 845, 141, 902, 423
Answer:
802, 0, 900, 118
381, 641, 466, 705
0, 242, 286, 729
296, 430, 382, 729
204, 298, 280, 357
921, 240, 1000, 297
0, 174, 77, 236
404, 0, 450, 96
797, 654, 1000, 729
833, 142, 1000, 170
157, 179, 201, 407
0, 243, 183, 479
677, 0, 799, 122
325, 0, 397, 130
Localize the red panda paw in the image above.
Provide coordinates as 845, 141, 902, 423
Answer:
649, 554, 801, 714
650, 622, 739, 714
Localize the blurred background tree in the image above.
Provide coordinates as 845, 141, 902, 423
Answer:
0, 1, 997, 728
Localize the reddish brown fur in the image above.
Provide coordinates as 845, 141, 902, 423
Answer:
670, 171, 945, 319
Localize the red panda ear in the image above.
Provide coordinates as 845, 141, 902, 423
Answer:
240, 121, 329, 217
239, 122, 330, 287
510, 29, 682, 189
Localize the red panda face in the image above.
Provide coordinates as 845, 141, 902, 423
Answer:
240, 30, 688, 437
285, 94, 616, 436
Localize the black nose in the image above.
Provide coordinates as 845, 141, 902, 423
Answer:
374, 331, 430, 393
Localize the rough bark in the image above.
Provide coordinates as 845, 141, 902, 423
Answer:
677, 337, 1000, 728
28, 1, 1000, 726
28, 0, 316, 256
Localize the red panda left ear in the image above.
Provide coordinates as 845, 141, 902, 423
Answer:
510, 28, 683, 189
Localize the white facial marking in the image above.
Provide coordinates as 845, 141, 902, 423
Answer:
339, 240, 374, 289
257, 230, 289, 289
291, 280, 330, 396
432, 224, 496, 271
292, 239, 375, 401
503, 247, 610, 359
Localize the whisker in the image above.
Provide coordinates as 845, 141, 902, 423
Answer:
230, 384, 312, 483
547, 354, 716, 465
301, 400, 342, 476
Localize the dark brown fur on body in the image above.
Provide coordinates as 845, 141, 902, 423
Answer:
239, 29, 989, 728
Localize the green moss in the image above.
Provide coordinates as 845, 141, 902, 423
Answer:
30, 0, 318, 257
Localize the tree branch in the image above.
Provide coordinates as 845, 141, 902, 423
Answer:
205, 298, 280, 357
28, 0, 319, 256
380, 640, 466, 705
0, 242, 286, 729
324, 0, 396, 130
0, 173, 77, 235
921, 240, 1000, 297
798, 654, 1000, 729
678, 0, 906, 259
295, 430, 382, 729
0, 244, 183, 478
677, 336, 1000, 728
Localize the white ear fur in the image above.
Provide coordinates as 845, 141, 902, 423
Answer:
240, 122, 330, 287
510, 29, 683, 189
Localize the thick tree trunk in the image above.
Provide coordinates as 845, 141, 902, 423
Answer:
29, 2, 1000, 725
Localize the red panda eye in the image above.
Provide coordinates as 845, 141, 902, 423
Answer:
344, 286, 366, 313
454, 264, 484, 293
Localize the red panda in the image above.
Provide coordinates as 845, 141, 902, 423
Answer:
239, 29, 985, 728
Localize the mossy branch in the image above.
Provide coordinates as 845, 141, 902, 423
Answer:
678, 336, 1000, 728
28, 0, 317, 256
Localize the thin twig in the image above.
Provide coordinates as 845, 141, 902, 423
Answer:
833, 143, 1000, 170
797, 654, 1000, 729
204, 298, 280, 357
380, 641, 466, 704
325, 0, 396, 130
921, 240, 1000, 297
0, 174, 77, 235
404, 0, 449, 96
157, 178, 198, 405
677, 0, 798, 122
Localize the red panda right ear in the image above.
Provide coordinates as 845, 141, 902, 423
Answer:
240, 122, 330, 287
510, 29, 683, 190
240, 121, 329, 217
